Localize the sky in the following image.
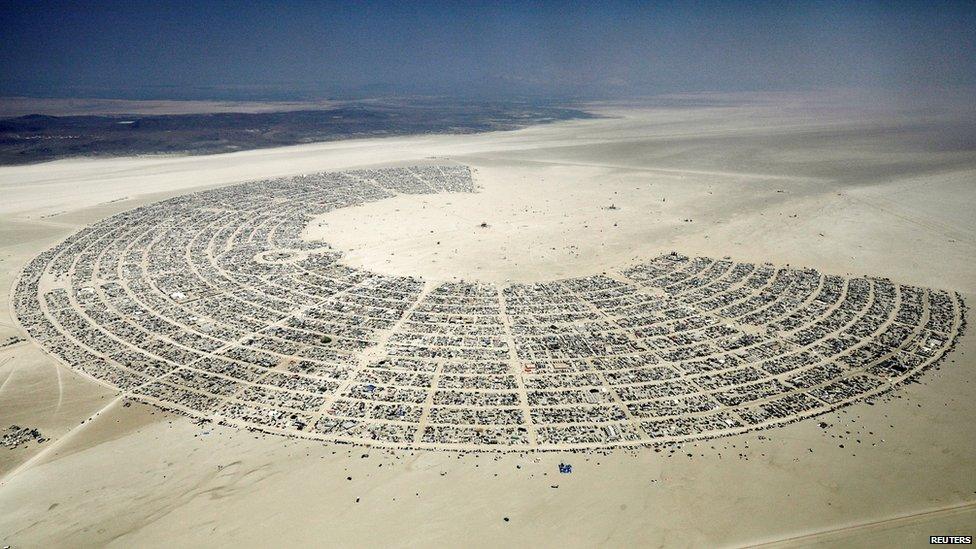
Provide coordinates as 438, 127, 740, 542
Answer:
1, 0, 975, 100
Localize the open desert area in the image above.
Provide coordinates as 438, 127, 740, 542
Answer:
0, 93, 974, 547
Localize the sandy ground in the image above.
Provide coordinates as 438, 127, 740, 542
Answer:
0, 93, 974, 547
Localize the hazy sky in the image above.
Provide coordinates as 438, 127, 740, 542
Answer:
2, 0, 975, 100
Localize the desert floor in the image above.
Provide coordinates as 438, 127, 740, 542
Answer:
0, 93, 974, 547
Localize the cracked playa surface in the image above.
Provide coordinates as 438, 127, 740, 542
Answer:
12, 165, 966, 451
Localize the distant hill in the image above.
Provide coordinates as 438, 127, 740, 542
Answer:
0, 100, 597, 165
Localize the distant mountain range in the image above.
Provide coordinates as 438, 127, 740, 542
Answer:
0, 99, 596, 165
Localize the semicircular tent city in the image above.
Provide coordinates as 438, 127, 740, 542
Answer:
13, 166, 966, 451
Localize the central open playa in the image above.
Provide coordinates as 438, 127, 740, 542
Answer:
0, 95, 974, 546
